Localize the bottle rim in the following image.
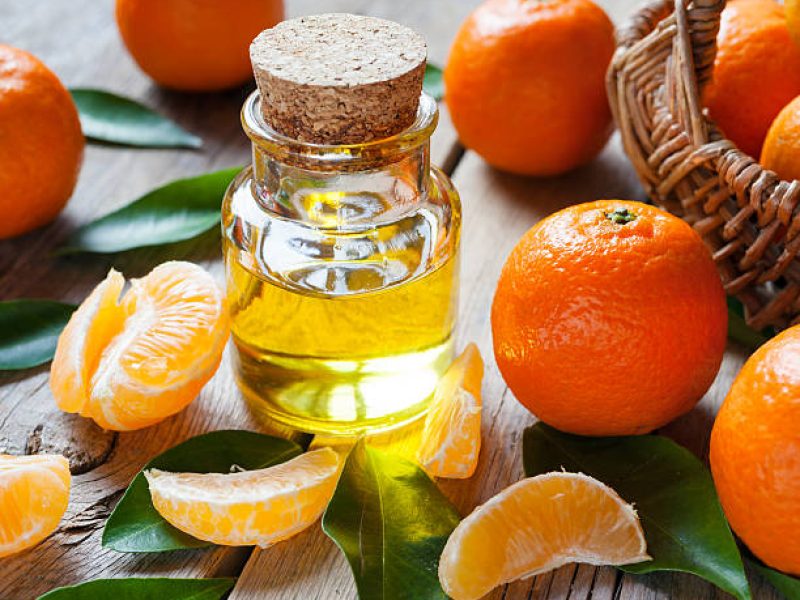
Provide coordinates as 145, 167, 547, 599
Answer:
241, 90, 438, 169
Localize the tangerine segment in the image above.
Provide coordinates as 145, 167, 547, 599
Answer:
51, 261, 230, 431
439, 472, 650, 600
145, 447, 340, 547
51, 269, 125, 414
0, 454, 70, 558
417, 343, 484, 479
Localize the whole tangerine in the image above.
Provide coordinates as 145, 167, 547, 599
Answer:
761, 95, 800, 181
704, 0, 800, 158
0, 45, 84, 240
710, 325, 800, 576
491, 200, 728, 436
115, 0, 284, 91
444, 0, 615, 176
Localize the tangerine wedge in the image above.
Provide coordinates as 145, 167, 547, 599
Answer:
439, 472, 650, 600
51, 262, 229, 431
0, 454, 70, 558
50, 261, 230, 431
144, 447, 340, 547
417, 343, 484, 478
50, 269, 125, 414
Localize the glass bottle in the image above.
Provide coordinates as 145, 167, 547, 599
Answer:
222, 16, 461, 435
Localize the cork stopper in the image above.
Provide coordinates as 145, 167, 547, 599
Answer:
250, 13, 427, 145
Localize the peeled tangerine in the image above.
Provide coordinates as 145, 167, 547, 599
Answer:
439, 472, 650, 600
417, 343, 484, 478
50, 262, 229, 431
0, 454, 70, 558
144, 447, 340, 547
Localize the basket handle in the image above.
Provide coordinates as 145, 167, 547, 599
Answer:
616, 0, 724, 90
679, 0, 725, 90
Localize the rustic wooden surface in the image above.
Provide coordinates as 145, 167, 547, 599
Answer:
0, 1, 778, 599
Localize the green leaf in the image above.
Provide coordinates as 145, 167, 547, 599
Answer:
0, 300, 75, 370
70, 89, 202, 149
61, 167, 240, 254
727, 296, 773, 352
37, 577, 234, 600
103, 430, 301, 553
424, 64, 444, 101
752, 561, 800, 600
523, 423, 751, 600
322, 438, 460, 600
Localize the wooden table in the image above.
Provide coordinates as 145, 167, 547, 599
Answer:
0, 1, 778, 598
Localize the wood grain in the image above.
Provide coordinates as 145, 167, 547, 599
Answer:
0, 0, 779, 599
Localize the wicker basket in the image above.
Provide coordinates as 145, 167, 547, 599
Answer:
607, 0, 800, 331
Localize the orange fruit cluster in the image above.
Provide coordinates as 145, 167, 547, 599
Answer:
492, 200, 728, 436
445, 0, 615, 176
704, 0, 800, 159
51, 262, 230, 431
710, 325, 800, 576
760, 0, 800, 177
0, 45, 83, 239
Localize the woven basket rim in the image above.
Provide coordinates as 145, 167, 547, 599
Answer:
607, 0, 800, 331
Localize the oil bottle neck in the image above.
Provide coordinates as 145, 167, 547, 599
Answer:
241, 91, 437, 228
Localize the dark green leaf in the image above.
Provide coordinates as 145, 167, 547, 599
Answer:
424, 64, 444, 101
727, 296, 773, 352
37, 577, 234, 600
61, 167, 240, 254
70, 89, 202, 149
752, 561, 800, 600
322, 438, 460, 600
103, 430, 301, 552
523, 423, 751, 600
0, 300, 75, 370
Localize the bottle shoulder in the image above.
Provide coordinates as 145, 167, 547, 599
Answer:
222, 166, 460, 296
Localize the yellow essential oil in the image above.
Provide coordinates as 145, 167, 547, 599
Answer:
225, 242, 458, 434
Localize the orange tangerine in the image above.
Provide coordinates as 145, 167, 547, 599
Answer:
445, 0, 615, 175
438, 472, 650, 600
417, 343, 484, 479
144, 447, 340, 547
115, 0, 284, 91
0, 45, 83, 239
0, 454, 71, 558
491, 200, 727, 436
710, 324, 800, 575
760, 95, 800, 181
51, 261, 229, 431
